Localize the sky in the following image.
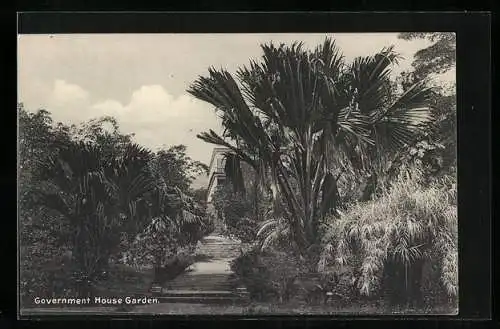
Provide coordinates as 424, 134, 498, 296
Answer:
17, 33, 453, 188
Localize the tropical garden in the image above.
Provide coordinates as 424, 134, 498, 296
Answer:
18, 110, 212, 307
19, 33, 457, 314
194, 34, 457, 313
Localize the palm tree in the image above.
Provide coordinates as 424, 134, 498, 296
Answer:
34, 140, 154, 293
147, 154, 211, 246
131, 156, 210, 282
187, 38, 432, 258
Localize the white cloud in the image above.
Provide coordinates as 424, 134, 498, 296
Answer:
90, 85, 221, 164
50, 79, 89, 104
33, 81, 219, 164
40, 80, 93, 124
19, 34, 453, 166
91, 99, 124, 114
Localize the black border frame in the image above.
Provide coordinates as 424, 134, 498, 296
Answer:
12, 11, 493, 326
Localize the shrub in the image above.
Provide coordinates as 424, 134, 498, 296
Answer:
19, 205, 76, 306
211, 183, 268, 243
154, 251, 195, 285
320, 169, 457, 307
231, 247, 307, 303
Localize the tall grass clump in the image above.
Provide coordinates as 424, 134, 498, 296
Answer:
320, 168, 457, 308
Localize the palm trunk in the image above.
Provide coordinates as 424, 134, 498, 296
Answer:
276, 171, 308, 252
303, 126, 314, 246
253, 174, 260, 222
320, 172, 340, 217
359, 172, 378, 202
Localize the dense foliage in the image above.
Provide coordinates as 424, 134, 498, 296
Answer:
194, 36, 457, 311
19, 105, 210, 304
189, 38, 433, 258
230, 248, 307, 303
212, 184, 257, 242
319, 169, 457, 306
19, 34, 457, 312
398, 32, 457, 177
398, 33, 456, 79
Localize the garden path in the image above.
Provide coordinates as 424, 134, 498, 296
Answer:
156, 234, 248, 303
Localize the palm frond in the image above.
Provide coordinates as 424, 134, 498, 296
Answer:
189, 39, 435, 260
256, 218, 279, 237
349, 46, 401, 114
371, 81, 433, 150
197, 130, 258, 168
322, 169, 457, 297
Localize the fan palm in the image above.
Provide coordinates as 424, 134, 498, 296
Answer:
187, 38, 432, 256
34, 140, 154, 281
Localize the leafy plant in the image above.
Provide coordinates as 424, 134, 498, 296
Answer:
28, 140, 155, 296
127, 156, 210, 282
398, 33, 456, 79
320, 168, 457, 306
211, 183, 262, 242
231, 248, 307, 303
19, 106, 211, 298
188, 38, 433, 256
398, 32, 456, 176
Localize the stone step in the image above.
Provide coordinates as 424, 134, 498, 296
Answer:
167, 282, 233, 289
198, 246, 241, 250
197, 247, 240, 255
196, 250, 241, 258
166, 274, 233, 288
166, 285, 233, 292
167, 281, 233, 290
196, 247, 236, 252
173, 273, 231, 279
201, 236, 241, 243
154, 295, 247, 304
153, 289, 249, 304
168, 277, 232, 285
197, 254, 238, 258
160, 290, 235, 297
201, 240, 242, 244
197, 246, 242, 251
199, 246, 241, 251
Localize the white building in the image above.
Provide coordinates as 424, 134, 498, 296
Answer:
206, 147, 231, 204
205, 147, 231, 232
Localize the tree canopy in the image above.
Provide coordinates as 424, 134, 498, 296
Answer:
398, 33, 456, 79
19, 105, 211, 300
188, 38, 433, 256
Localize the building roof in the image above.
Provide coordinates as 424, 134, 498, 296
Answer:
207, 147, 233, 174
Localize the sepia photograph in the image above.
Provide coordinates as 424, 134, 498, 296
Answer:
18, 32, 458, 316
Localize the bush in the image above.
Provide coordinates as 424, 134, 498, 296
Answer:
154, 252, 195, 285
211, 183, 268, 243
20, 244, 107, 306
320, 169, 457, 308
231, 247, 307, 303
19, 206, 76, 306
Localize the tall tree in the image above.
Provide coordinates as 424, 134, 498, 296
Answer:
19, 107, 212, 297
71, 116, 136, 161
187, 38, 433, 258
33, 140, 154, 288
397, 33, 457, 174
398, 33, 456, 80
19, 105, 75, 302
130, 158, 210, 280
155, 145, 209, 192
